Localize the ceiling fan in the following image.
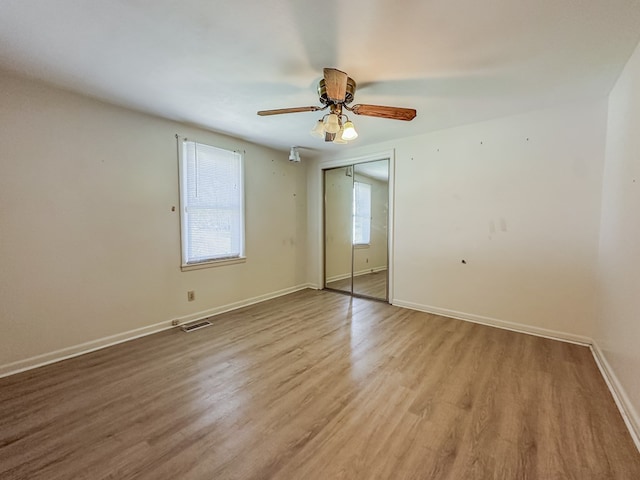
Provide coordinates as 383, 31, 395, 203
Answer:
257, 68, 417, 143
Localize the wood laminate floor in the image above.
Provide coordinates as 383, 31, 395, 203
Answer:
1, 289, 639, 479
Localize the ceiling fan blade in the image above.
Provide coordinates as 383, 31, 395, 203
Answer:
350, 104, 417, 121
257, 106, 321, 116
324, 68, 348, 103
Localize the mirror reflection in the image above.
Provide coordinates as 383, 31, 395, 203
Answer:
324, 166, 353, 295
352, 160, 388, 299
324, 159, 389, 301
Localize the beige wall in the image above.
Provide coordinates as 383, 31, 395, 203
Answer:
310, 99, 607, 341
597, 38, 640, 439
0, 70, 308, 373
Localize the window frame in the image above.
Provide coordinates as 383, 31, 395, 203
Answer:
177, 137, 246, 271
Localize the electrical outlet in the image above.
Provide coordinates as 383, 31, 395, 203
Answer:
171, 319, 179, 326
187, 290, 195, 302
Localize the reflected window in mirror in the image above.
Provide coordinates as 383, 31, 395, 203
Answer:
353, 181, 371, 245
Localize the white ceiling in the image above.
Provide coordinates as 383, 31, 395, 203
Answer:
1, 0, 640, 154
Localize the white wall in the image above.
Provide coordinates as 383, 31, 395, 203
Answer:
310, 99, 607, 341
0, 70, 308, 374
597, 38, 640, 439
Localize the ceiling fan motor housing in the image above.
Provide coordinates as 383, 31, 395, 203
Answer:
318, 77, 357, 105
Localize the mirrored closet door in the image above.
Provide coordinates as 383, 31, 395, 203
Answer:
324, 159, 389, 301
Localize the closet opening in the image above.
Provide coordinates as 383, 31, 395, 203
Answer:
323, 158, 390, 302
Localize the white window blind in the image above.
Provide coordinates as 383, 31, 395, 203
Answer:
179, 139, 244, 265
353, 181, 371, 245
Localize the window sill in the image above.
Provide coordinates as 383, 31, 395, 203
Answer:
181, 256, 246, 272
354, 244, 370, 249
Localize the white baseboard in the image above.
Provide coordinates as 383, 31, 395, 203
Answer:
0, 319, 178, 379
326, 272, 352, 283
391, 299, 592, 345
0, 283, 312, 379
358, 266, 387, 276
326, 267, 387, 283
169, 283, 315, 325
590, 341, 640, 452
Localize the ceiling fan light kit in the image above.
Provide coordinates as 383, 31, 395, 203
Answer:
310, 120, 325, 138
341, 120, 358, 140
257, 68, 417, 144
324, 113, 341, 134
332, 127, 348, 144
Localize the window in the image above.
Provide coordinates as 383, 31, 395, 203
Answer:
178, 139, 244, 267
353, 181, 371, 245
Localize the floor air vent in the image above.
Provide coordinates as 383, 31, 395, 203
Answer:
181, 320, 213, 333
